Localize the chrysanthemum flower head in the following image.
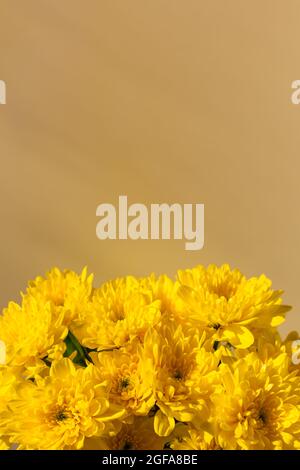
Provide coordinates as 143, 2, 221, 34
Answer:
93, 342, 155, 416
145, 323, 219, 436
177, 264, 290, 349
26, 267, 94, 326
0, 295, 67, 373
74, 276, 161, 350
4, 358, 127, 450
211, 352, 300, 449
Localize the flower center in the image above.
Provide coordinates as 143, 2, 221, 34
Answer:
111, 304, 125, 322
119, 377, 130, 390
50, 406, 71, 424
112, 431, 139, 450
173, 370, 184, 381
209, 322, 221, 330
209, 281, 237, 300
48, 289, 65, 306
257, 408, 267, 426
55, 410, 68, 422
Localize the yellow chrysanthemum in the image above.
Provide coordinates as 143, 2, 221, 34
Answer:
74, 276, 161, 350
26, 267, 94, 326
0, 295, 67, 373
211, 352, 300, 449
177, 264, 290, 349
93, 343, 155, 415
145, 324, 219, 436
4, 358, 126, 450
84, 417, 166, 450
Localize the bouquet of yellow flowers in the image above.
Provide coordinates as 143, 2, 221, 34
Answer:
0, 264, 300, 450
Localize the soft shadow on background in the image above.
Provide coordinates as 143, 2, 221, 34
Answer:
0, 1, 300, 336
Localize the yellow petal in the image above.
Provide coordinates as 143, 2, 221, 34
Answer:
154, 410, 175, 437
223, 325, 254, 349
50, 358, 76, 378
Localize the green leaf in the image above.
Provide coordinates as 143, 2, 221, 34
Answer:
63, 331, 93, 367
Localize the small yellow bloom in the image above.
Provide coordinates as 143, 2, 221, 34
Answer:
177, 264, 290, 349
27, 267, 94, 326
93, 343, 155, 416
211, 353, 300, 449
74, 276, 161, 350
5, 359, 127, 450
0, 295, 67, 371
145, 324, 219, 436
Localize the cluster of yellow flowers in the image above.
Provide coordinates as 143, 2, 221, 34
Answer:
0, 264, 300, 450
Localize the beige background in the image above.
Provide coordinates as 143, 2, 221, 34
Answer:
0, 1, 299, 336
